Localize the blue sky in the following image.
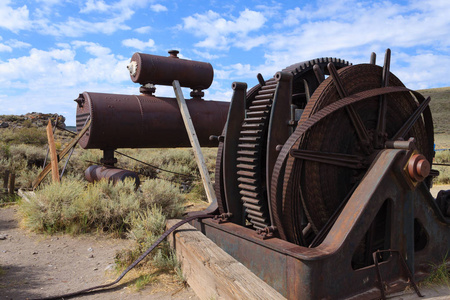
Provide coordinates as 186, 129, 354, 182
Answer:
1, 0, 449, 125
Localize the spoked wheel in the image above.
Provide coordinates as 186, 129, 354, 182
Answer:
271, 52, 433, 246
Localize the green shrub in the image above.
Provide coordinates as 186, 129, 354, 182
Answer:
434, 151, 450, 185
435, 150, 450, 164
16, 166, 41, 189
116, 205, 180, 284
19, 179, 85, 233
140, 179, 185, 218
0, 143, 10, 159
0, 127, 47, 146
2, 115, 21, 122
13, 127, 47, 146
74, 179, 141, 233
9, 144, 45, 161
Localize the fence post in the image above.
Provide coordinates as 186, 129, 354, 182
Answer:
8, 173, 15, 194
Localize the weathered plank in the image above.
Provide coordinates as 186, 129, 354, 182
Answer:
167, 219, 286, 300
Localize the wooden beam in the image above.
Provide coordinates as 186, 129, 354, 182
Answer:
46, 119, 60, 183
33, 118, 91, 189
172, 80, 216, 204
167, 219, 286, 300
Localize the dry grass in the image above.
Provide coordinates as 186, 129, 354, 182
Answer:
423, 256, 450, 288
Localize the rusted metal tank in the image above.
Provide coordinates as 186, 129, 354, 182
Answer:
128, 51, 214, 90
75, 92, 229, 149
85, 165, 140, 187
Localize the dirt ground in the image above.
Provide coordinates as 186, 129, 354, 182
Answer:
0, 206, 198, 300
1, 185, 450, 300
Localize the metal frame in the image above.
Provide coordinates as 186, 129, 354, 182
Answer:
192, 149, 450, 299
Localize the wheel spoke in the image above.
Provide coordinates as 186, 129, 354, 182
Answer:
370, 52, 376, 65
328, 63, 372, 154
375, 49, 391, 148
290, 149, 367, 169
391, 96, 431, 141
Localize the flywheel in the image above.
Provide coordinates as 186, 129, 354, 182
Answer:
270, 54, 434, 246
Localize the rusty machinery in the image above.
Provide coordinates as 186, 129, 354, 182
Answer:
76, 49, 450, 299
191, 49, 450, 299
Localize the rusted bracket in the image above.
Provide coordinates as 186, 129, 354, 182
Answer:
256, 226, 277, 240
212, 212, 233, 224
373, 249, 423, 300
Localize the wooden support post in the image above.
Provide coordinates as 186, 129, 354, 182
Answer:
46, 119, 60, 183
173, 80, 216, 204
8, 173, 15, 194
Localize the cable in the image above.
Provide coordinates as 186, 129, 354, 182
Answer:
55, 125, 200, 179
29, 214, 214, 300
114, 150, 199, 179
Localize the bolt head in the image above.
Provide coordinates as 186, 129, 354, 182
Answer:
407, 154, 430, 182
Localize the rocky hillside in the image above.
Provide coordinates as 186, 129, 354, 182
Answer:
0, 113, 66, 129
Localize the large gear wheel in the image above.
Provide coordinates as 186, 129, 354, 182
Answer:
271, 57, 434, 247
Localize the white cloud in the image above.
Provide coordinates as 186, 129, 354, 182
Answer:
122, 38, 156, 51
6, 39, 32, 49
0, 44, 135, 125
72, 41, 112, 57
224, 0, 450, 86
135, 26, 152, 34
0, 1, 31, 32
0, 44, 12, 52
150, 4, 168, 12
36, 0, 64, 5
182, 9, 266, 50
192, 49, 221, 60
80, 0, 110, 13
30, 0, 156, 37
283, 7, 307, 26
394, 51, 450, 89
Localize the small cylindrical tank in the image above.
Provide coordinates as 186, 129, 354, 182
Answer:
128, 51, 214, 90
85, 165, 140, 187
75, 92, 229, 149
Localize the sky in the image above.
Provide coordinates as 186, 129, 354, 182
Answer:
0, 0, 449, 126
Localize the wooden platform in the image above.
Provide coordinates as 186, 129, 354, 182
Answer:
167, 219, 286, 300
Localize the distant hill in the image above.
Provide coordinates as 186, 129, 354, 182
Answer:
65, 126, 77, 132
419, 87, 450, 149
419, 87, 450, 135
0, 113, 66, 129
